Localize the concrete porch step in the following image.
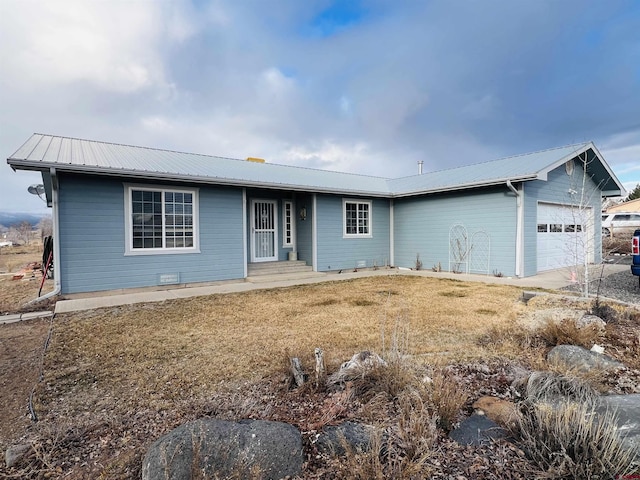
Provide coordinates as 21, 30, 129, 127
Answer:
246, 270, 326, 284
247, 260, 312, 276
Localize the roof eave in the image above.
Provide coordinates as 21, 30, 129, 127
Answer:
7, 159, 391, 198
390, 175, 538, 198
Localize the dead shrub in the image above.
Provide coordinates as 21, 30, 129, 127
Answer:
348, 356, 420, 403
340, 390, 437, 479
536, 319, 603, 349
428, 369, 468, 431
516, 400, 634, 478
525, 371, 598, 407
589, 301, 619, 323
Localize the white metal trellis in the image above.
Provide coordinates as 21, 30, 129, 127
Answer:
470, 230, 491, 275
449, 224, 469, 274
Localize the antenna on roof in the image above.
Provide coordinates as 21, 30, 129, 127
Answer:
417, 161, 424, 175
28, 184, 46, 202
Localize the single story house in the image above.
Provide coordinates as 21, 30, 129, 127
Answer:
606, 197, 640, 214
7, 134, 624, 295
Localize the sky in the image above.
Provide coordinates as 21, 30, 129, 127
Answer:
1, 0, 639, 214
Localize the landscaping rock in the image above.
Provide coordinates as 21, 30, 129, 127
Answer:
141, 419, 303, 480
316, 421, 376, 456
575, 314, 606, 331
597, 394, 640, 465
5, 443, 30, 468
327, 351, 387, 386
547, 344, 625, 372
449, 414, 508, 446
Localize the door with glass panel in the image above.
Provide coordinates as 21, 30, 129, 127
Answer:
250, 199, 278, 262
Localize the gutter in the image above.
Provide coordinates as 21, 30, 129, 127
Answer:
506, 180, 524, 278
28, 167, 61, 304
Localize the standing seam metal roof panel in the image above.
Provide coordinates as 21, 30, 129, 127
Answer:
7, 134, 622, 197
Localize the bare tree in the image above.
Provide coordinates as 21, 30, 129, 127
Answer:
564, 152, 605, 298
9, 221, 34, 246
38, 215, 53, 240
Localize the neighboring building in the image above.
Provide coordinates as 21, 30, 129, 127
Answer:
6, 134, 624, 295
606, 197, 640, 213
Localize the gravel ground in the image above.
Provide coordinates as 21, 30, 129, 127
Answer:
563, 256, 640, 305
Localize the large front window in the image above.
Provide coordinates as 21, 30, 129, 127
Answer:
343, 199, 372, 238
125, 185, 199, 254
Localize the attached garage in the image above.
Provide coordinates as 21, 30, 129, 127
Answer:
536, 202, 591, 272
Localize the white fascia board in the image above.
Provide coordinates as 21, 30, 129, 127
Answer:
390, 175, 539, 198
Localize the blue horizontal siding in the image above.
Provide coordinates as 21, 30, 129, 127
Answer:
394, 187, 517, 276
58, 174, 244, 294
315, 195, 391, 271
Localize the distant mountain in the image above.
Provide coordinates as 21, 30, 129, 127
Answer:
0, 211, 49, 228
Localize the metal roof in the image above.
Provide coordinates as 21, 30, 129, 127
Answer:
387, 142, 603, 195
7, 134, 625, 197
8, 134, 391, 196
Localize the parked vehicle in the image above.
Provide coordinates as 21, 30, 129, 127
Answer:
632, 229, 640, 287
602, 212, 640, 237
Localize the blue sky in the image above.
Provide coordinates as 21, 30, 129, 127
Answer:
1, 0, 639, 213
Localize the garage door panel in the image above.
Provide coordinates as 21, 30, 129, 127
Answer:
537, 203, 589, 272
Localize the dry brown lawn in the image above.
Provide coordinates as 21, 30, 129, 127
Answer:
0, 244, 55, 314
43, 276, 528, 413
4, 274, 640, 479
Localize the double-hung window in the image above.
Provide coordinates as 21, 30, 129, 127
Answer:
124, 185, 199, 255
343, 199, 372, 238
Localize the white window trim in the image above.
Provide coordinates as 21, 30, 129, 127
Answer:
124, 183, 200, 256
342, 198, 373, 239
282, 200, 295, 248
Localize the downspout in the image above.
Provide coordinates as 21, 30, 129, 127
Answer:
506, 180, 523, 277
29, 168, 61, 303
389, 199, 394, 267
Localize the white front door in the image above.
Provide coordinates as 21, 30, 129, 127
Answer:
251, 199, 278, 262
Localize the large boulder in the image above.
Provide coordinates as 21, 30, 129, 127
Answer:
597, 394, 640, 465
547, 345, 625, 372
315, 421, 376, 456
142, 419, 303, 480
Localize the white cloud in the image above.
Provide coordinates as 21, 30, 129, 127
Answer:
0, 0, 195, 93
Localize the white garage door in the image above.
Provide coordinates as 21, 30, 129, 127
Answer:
537, 203, 590, 272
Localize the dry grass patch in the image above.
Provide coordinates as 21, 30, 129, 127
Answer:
41, 276, 525, 413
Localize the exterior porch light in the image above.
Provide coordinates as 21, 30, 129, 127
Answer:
299, 206, 307, 221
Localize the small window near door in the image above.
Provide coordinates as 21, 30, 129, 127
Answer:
537, 224, 548, 233
550, 224, 563, 233
283, 201, 294, 247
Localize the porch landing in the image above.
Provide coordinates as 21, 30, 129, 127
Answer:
246, 260, 325, 283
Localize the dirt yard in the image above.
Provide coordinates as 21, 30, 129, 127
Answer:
1, 274, 639, 478
0, 244, 55, 314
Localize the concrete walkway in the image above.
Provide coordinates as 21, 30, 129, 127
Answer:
53, 263, 631, 314
1, 310, 53, 324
